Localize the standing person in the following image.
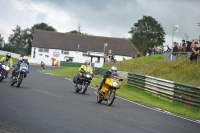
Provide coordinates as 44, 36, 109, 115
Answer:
182, 40, 186, 52
163, 45, 168, 61
186, 41, 191, 52
172, 42, 178, 60
189, 41, 199, 62
148, 47, 152, 56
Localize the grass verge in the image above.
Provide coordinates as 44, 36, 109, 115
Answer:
42, 67, 200, 120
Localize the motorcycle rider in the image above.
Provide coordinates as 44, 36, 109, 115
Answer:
11, 56, 29, 78
73, 60, 94, 86
98, 66, 118, 96
0, 53, 13, 78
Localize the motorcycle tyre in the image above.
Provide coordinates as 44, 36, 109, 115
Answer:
81, 84, 88, 94
16, 75, 23, 87
97, 89, 103, 103
0, 70, 5, 82
107, 90, 115, 106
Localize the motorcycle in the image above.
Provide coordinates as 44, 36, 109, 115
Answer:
11, 63, 28, 87
95, 72, 123, 106
41, 61, 45, 69
72, 69, 93, 94
0, 61, 10, 82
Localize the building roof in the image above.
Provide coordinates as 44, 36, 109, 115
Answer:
32, 30, 139, 57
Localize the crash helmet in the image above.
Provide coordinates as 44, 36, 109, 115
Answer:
111, 66, 117, 72
6, 53, 11, 60
85, 60, 90, 66
22, 56, 28, 63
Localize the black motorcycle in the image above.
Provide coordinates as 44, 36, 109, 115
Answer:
72, 69, 93, 94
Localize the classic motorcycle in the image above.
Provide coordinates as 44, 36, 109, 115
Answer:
11, 63, 28, 87
0, 61, 10, 82
95, 72, 123, 106
72, 69, 93, 94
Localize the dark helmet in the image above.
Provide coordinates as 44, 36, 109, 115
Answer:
6, 53, 11, 59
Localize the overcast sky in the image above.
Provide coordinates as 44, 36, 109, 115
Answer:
0, 0, 200, 47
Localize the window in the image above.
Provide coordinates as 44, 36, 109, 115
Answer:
82, 52, 87, 56
38, 48, 49, 53
38, 48, 43, 52
44, 48, 49, 53
62, 50, 69, 55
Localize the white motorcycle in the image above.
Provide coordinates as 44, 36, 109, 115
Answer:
0, 61, 10, 82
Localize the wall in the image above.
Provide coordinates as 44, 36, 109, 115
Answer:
31, 47, 133, 67
0, 50, 21, 59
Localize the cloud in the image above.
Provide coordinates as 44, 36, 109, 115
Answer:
0, 0, 200, 47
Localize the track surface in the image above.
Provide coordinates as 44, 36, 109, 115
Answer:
0, 65, 199, 133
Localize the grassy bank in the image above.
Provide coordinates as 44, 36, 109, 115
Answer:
43, 67, 200, 120
104, 54, 200, 86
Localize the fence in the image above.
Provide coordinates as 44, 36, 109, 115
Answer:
60, 61, 82, 67
127, 73, 200, 108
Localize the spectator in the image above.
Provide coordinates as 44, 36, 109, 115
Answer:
172, 42, 179, 60
186, 41, 191, 52
163, 45, 168, 61
189, 40, 199, 62
148, 47, 152, 56
182, 40, 186, 52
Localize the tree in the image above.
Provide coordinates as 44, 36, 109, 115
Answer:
129, 16, 166, 55
7, 25, 32, 55
28, 22, 57, 54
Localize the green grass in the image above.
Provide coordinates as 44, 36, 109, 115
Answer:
104, 54, 200, 86
42, 66, 200, 120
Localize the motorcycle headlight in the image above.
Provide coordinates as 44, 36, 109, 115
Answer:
86, 74, 91, 78
112, 81, 119, 87
5, 67, 10, 71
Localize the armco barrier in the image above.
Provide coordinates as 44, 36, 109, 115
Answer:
94, 67, 108, 75
127, 73, 200, 108
174, 83, 200, 108
127, 73, 145, 90
60, 61, 82, 67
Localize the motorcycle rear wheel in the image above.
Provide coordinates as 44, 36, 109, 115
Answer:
107, 90, 115, 106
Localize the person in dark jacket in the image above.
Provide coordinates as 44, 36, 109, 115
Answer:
172, 42, 179, 60
98, 66, 118, 96
11, 56, 29, 78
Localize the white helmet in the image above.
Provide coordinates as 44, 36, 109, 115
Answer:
111, 66, 117, 72
85, 60, 90, 66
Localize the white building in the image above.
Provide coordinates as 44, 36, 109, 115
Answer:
31, 30, 139, 67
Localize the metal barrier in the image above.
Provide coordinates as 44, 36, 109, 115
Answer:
60, 61, 82, 67
174, 82, 200, 108
94, 67, 108, 75
127, 73, 200, 108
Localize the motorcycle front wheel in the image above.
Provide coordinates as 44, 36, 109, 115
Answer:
16, 75, 23, 87
107, 90, 115, 106
97, 88, 103, 103
0, 70, 5, 82
80, 83, 88, 94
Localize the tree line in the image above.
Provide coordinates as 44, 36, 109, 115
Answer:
0, 15, 166, 56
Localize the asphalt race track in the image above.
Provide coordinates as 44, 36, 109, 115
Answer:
0, 65, 199, 133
